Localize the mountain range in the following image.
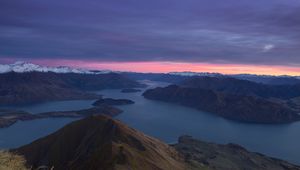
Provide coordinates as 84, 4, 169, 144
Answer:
1, 62, 299, 86
169, 72, 300, 85
124, 72, 300, 85
0, 71, 143, 105
0, 61, 111, 74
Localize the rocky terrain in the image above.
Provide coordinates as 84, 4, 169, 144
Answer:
174, 136, 300, 170
143, 85, 300, 123
93, 98, 135, 106
9, 115, 300, 170
0, 72, 143, 105
0, 106, 122, 128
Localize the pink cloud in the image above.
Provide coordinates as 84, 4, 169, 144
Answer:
1, 58, 300, 76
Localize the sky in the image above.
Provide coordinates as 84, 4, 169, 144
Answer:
1, 0, 300, 75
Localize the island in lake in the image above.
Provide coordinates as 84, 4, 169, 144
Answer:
93, 98, 135, 106
0, 106, 121, 128
121, 88, 142, 93
0, 97, 136, 128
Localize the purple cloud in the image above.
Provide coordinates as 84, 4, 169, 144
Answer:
0, 0, 300, 66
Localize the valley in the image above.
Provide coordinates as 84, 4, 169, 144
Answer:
1, 74, 300, 166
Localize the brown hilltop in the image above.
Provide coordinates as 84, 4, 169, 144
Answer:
15, 115, 186, 170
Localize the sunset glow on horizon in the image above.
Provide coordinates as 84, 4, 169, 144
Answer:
2, 0, 300, 76
26, 59, 300, 76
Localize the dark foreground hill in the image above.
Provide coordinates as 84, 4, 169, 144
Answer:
0, 72, 143, 105
143, 85, 300, 123
11, 115, 300, 170
14, 115, 186, 170
174, 136, 300, 170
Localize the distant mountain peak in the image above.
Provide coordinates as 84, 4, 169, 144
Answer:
169, 71, 223, 77
168, 71, 280, 78
0, 61, 113, 74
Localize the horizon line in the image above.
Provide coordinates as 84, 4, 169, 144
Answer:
1, 59, 300, 77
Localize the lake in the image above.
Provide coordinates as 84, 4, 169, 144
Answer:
1, 100, 96, 114
0, 118, 78, 148
0, 80, 300, 165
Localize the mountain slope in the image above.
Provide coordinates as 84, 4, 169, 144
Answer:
180, 77, 300, 99
175, 136, 300, 170
0, 72, 97, 104
60, 72, 143, 91
0, 72, 142, 104
15, 115, 186, 170
143, 85, 300, 123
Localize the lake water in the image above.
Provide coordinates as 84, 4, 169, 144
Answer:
1, 100, 96, 114
0, 118, 78, 148
0, 80, 300, 164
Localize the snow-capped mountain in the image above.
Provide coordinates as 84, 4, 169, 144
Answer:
0, 61, 112, 74
168, 71, 297, 79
